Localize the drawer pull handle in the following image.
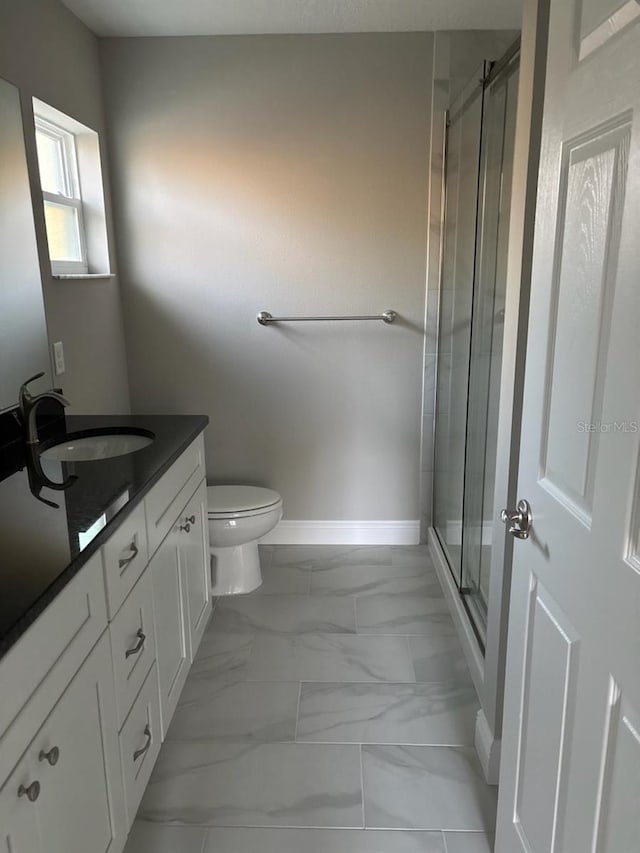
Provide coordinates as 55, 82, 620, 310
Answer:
118, 541, 139, 569
18, 781, 40, 802
125, 629, 146, 659
185, 515, 196, 525
179, 522, 191, 533
133, 725, 152, 762
39, 746, 60, 766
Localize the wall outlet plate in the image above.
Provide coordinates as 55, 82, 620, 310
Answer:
53, 341, 65, 375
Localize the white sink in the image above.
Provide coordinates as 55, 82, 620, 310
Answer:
40, 431, 154, 462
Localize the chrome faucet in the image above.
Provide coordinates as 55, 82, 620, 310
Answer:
19, 372, 70, 446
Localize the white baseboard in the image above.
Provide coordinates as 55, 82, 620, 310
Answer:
259, 520, 420, 545
475, 709, 501, 785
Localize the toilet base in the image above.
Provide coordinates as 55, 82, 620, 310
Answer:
210, 541, 263, 595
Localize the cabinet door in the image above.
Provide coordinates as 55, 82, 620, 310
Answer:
150, 526, 190, 738
179, 480, 211, 662
0, 756, 44, 853
31, 631, 126, 853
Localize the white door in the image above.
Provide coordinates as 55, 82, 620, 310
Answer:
151, 525, 190, 738
180, 481, 212, 662
0, 755, 44, 853
33, 632, 125, 853
496, 1, 640, 851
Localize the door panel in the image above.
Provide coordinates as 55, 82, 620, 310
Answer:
150, 527, 189, 738
579, 0, 640, 59
514, 581, 579, 852
180, 480, 211, 662
541, 118, 630, 524
593, 689, 640, 852
33, 632, 125, 853
0, 757, 43, 853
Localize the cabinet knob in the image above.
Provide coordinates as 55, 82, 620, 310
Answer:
39, 746, 60, 766
185, 515, 196, 525
18, 781, 40, 802
179, 522, 191, 533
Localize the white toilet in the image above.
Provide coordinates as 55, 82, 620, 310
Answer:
207, 485, 283, 595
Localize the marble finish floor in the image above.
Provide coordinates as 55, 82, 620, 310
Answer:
126, 545, 496, 852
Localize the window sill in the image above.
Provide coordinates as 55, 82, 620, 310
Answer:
52, 273, 115, 280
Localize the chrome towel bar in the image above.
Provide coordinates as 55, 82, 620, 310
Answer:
257, 310, 397, 326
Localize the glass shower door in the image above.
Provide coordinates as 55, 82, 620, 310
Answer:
433, 46, 520, 645
461, 60, 520, 637
433, 65, 487, 587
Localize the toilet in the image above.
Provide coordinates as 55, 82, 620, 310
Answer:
207, 485, 283, 595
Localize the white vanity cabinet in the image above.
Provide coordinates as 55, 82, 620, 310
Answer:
146, 453, 211, 737
0, 431, 210, 853
0, 632, 125, 853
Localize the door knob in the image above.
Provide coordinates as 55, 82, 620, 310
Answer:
39, 746, 60, 766
18, 781, 40, 802
501, 499, 533, 540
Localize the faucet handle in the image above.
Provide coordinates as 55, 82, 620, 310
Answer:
19, 372, 46, 402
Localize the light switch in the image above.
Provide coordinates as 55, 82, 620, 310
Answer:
53, 341, 65, 375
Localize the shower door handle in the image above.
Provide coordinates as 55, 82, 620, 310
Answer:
501, 499, 533, 540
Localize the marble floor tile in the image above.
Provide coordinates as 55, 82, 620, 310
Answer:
443, 832, 494, 853
409, 637, 474, 685
309, 564, 443, 598
246, 634, 415, 683
168, 682, 299, 742
391, 546, 435, 571
297, 683, 478, 745
140, 742, 363, 828
253, 564, 312, 595
271, 545, 391, 570
356, 594, 456, 636
180, 635, 253, 703
211, 596, 356, 634
123, 823, 206, 853
362, 746, 497, 831
202, 827, 446, 852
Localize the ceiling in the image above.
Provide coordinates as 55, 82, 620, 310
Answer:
60, 0, 523, 38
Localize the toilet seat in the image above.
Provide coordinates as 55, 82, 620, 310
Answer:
207, 485, 281, 519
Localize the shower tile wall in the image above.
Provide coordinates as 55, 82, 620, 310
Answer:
420, 30, 519, 544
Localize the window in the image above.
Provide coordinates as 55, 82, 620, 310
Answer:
32, 99, 112, 279
34, 116, 88, 275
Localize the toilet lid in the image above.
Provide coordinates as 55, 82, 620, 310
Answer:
207, 485, 281, 514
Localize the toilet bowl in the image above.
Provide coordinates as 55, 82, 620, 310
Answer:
207, 485, 283, 595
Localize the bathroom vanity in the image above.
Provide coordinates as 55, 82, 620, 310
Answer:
0, 414, 210, 853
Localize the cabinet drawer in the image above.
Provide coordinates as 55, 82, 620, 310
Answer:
119, 663, 161, 830
0, 551, 107, 776
102, 502, 149, 619
109, 569, 156, 729
145, 434, 205, 557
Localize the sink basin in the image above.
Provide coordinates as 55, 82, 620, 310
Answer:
40, 429, 155, 462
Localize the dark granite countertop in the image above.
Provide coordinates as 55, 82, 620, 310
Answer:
0, 413, 208, 659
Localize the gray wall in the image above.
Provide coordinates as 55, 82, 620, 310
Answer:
0, 0, 130, 413
101, 33, 433, 521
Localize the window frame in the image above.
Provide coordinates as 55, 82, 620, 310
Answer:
34, 115, 89, 275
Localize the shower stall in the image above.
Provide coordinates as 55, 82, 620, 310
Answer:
428, 39, 523, 779
433, 43, 520, 644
